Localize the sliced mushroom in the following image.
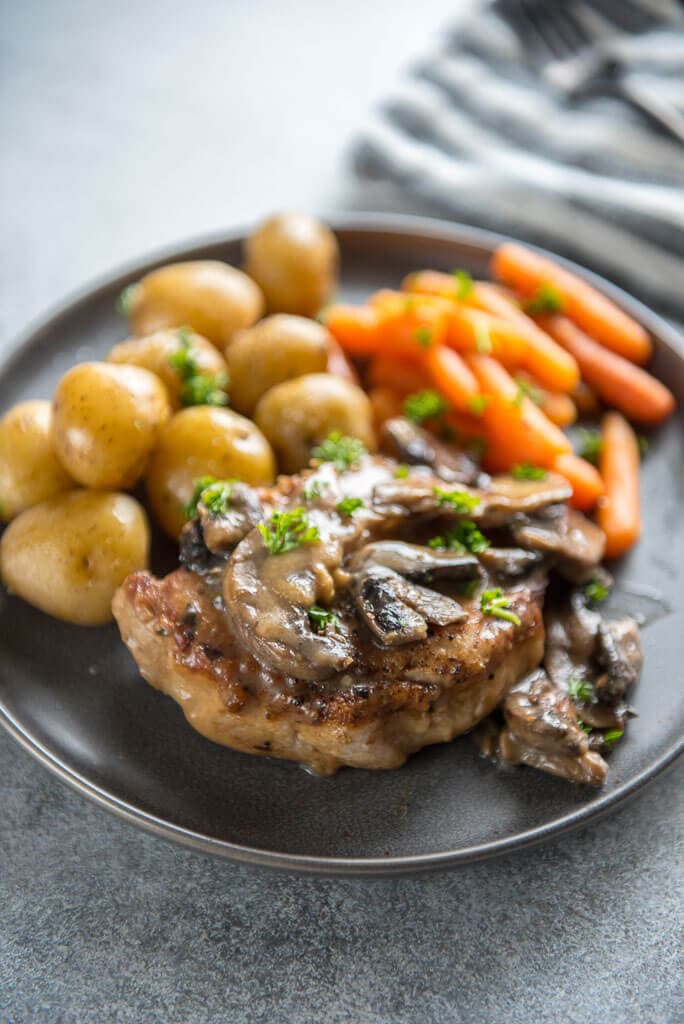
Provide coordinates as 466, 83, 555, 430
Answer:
348, 540, 481, 583
595, 618, 643, 702
544, 589, 601, 692
478, 546, 544, 579
179, 519, 220, 575
355, 566, 466, 647
380, 417, 480, 484
511, 505, 605, 583
499, 670, 608, 785
200, 482, 264, 554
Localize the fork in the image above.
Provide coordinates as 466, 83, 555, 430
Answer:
501, 0, 684, 144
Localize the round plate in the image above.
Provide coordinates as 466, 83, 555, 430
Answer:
1, 214, 682, 876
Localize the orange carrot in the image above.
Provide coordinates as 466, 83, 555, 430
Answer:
327, 338, 359, 383
443, 306, 528, 366
424, 345, 480, 412
325, 305, 381, 357
553, 452, 604, 512
540, 390, 577, 428
538, 314, 675, 426
401, 269, 473, 301
368, 355, 431, 396
597, 412, 642, 558
470, 282, 580, 392
572, 380, 601, 418
466, 354, 572, 472
368, 387, 404, 431
492, 243, 652, 364
369, 290, 449, 357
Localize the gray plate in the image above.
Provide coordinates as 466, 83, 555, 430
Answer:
0, 214, 682, 876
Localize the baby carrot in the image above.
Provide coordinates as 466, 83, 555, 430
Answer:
325, 305, 381, 357
553, 452, 604, 512
368, 355, 431, 396
492, 242, 652, 364
424, 345, 480, 412
597, 411, 642, 558
538, 314, 675, 426
444, 306, 528, 366
370, 291, 449, 357
540, 390, 577, 428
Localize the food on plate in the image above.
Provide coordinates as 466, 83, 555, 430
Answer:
226, 314, 331, 415
0, 216, 677, 784
52, 362, 170, 489
0, 401, 73, 521
120, 260, 264, 349
107, 327, 229, 410
1, 491, 149, 625
244, 211, 339, 317
114, 422, 641, 781
254, 373, 375, 473
145, 406, 275, 538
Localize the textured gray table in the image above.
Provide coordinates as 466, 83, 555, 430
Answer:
1, 3, 682, 1022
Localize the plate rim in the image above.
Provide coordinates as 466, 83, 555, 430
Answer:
1, 212, 682, 876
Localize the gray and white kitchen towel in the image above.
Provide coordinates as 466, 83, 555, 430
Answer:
353, 1, 684, 320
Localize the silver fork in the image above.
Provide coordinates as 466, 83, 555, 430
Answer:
502, 0, 684, 143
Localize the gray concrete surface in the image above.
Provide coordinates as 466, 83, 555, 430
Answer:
1, 2, 682, 1022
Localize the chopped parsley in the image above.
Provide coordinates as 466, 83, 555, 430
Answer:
577, 427, 603, 465
403, 390, 450, 425
183, 476, 233, 520
480, 588, 520, 626
567, 678, 594, 703
428, 519, 490, 555
311, 432, 367, 471
584, 577, 610, 604
303, 479, 326, 502
475, 321, 492, 354
578, 721, 593, 735
308, 604, 339, 633
513, 375, 543, 408
452, 269, 474, 300
257, 508, 319, 555
433, 487, 480, 514
414, 326, 433, 349
468, 395, 489, 417
602, 728, 624, 748
336, 497, 364, 517
116, 283, 138, 316
169, 329, 229, 407
394, 464, 410, 479
523, 283, 564, 315
512, 463, 548, 481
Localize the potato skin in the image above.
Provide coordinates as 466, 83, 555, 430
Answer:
52, 362, 171, 489
126, 261, 264, 348
145, 406, 276, 538
0, 401, 73, 521
244, 212, 338, 317
254, 373, 375, 473
107, 328, 228, 410
0, 491, 149, 625
226, 315, 330, 415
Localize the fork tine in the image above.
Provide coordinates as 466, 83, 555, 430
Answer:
536, 0, 587, 54
518, 0, 573, 61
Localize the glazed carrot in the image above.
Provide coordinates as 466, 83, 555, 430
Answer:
444, 306, 528, 366
325, 304, 381, 357
572, 380, 601, 418
424, 345, 480, 412
370, 291, 449, 356
492, 243, 652, 364
470, 282, 580, 393
401, 269, 473, 301
466, 354, 572, 472
327, 338, 359, 383
368, 387, 404, 431
538, 314, 675, 426
597, 412, 642, 558
553, 452, 604, 512
540, 390, 577, 428
368, 355, 431, 396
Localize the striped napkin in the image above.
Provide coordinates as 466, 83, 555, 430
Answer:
352, 1, 684, 322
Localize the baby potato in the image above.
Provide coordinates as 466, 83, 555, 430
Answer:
0, 400, 73, 521
52, 362, 171, 489
244, 212, 339, 317
254, 373, 375, 474
146, 406, 275, 538
0, 491, 149, 625
122, 261, 264, 348
226, 315, 330, 415
107, 327, 229, 410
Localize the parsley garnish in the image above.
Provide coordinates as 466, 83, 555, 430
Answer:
523, 284, 564, 315
414, 326, 433, 349
169, 329, 229, 407
578, 721, 593, 735
584, 577, 609, 604
480, 588, 520, 626
311, 432, 367, 470
183, 476, 233, 520
452, 269, 474, 300
303, 480, 326, 502
116, 283, 138, 316
308, 604, 339, 633
602, 729, 624, 748
403, 390, 450, 425
475, 321, 492, 354
577, 427, 603, 465
513, 375, 543, 408
257, 508, 319, 555
567, 678, 594, 703
336, 497, 364, 517
468, 395, 489, 417
433, 487, 480, 514
394, 464, 410, 479
512, 463, 548, 481
428, 519, 490, 555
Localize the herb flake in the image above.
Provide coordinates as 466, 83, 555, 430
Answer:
433, 487, 480, 514
452, 269, 474, 300
308, 604, 339, 633
403, 390, 450, 425
523, 283, 564, 315
169, 329, 229, 407
257, 508, 319, 555
480, 587, 521, 626
584, 577, 610, 604
183, 475, 233, 520
336, 497, 364, 517
311, 432, 367, 471
567, 678, 594, 703
428, 519, 490, 555
577, 427, 603, 466
512, 463, 548, 481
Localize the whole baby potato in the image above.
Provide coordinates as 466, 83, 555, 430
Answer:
0, 400, 73, 521
52, 362, 170, 489
107, 327, 229, 410
145, 406, 276, 538
122, 261, 264, 348
254, 373, 375, 473
226, 315, 330, 415
244, 212, 339, 317
0, 491, 149, 625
